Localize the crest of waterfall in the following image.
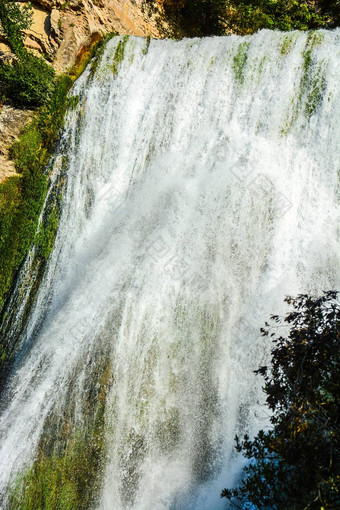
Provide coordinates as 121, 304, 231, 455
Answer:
0, 30, 339, 509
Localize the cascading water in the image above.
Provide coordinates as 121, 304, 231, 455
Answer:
0, 30, 339, 509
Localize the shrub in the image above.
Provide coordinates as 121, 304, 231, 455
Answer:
0, 0, 32, 52
225, 0, 329, 34
0, 0, 56, 108
0, 52, 55, 108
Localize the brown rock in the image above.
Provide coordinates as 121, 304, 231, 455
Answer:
50, 8, 62, 41
68, 0, 84, 11
0, 106, 34, 183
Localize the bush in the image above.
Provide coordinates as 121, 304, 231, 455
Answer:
0, 52, 55, 108
0, 0, 32, 52
222, 291, 340, 509
0, 0, 56, 108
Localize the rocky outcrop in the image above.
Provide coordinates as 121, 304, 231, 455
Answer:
0, 106, 34, 182
7, 0, 163, 72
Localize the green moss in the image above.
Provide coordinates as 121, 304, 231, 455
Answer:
112, 35, 129, 75
301, 35, 327, 118
305, 65, 327, 117
233, 41, 250, 85
281, 33, 298, 56
35, 208, 60, 260
142, 35, 151, 56
207, 56, 215, 70
9, 418, 105, 510
306, 30, 324, 49
89, 33, 116, 77
257, 55, 269, 80
280, 31, 327, 135
67, 94, 80, 111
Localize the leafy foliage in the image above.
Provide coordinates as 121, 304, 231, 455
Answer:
0, 0, 56, 108
222, 291, 340, 509
0, 51, 55, 108
0, 0, 32, 52
143, 0, 339, 37
224, 0, 330, 34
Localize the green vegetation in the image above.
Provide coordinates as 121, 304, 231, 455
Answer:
222, 291, 340, 509
300, 33, 327, 118
0, 74, 71, 310
142, 34, 151, 56
233, 41, 250, 84
280, 31, 327, 135
9, 359, 112, 509
0, 51, 56, 108
224, 0, 333, 35
0, 0, 56, 108
112, 35, 129, 75
88, 33, 116, 76
281, 33, 299, 56
143, 0, 339, 37
0, 0, 32, 52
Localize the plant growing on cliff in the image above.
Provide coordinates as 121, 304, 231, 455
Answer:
224, 0, 332, 34
0, 0, 32, 52
0, 51, 55, 108
0, 0, 56, 108
222, 291, 340, 509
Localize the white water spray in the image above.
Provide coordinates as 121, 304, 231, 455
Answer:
0, 30, 339, 509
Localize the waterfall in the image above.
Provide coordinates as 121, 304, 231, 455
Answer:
0, 30, 339, 509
